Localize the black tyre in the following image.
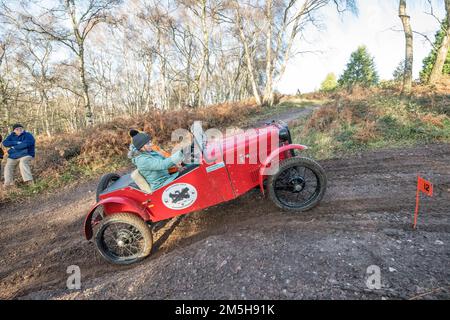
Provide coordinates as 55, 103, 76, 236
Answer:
268, 157, 327, 212
95, 213, 153, 265
96, 173, 121, 202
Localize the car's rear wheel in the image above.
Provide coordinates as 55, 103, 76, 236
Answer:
268, 157, 327, 212
95, 213, 153, 265
96, 173, 121, 202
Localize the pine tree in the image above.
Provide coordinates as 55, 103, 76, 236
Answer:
393, 60, 406, 83
338, 46, 379, 89
420, 21, 450, 83
320, 73, 338, 92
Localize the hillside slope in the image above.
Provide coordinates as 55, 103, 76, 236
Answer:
1, 91, 449, 300
0, 143, 448, 300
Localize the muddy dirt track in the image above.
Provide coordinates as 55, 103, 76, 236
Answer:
0, 141, 449, 300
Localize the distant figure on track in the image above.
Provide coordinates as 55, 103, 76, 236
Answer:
2, 124, 35, 187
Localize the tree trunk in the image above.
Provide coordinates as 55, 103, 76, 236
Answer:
66, 0, 93, 126
429, 0, 450, 84
194, 0, 209, 107
42, 90, 51, 136
186, 37, 193, 107
161, 58, 168, 110
429, 32, 450, 84
263, 0, 274, 107
429, 1, 450, 84
78, 47, 93, 126
236, 16, 262, 105
0, 95, 8, 127
399, 0, 413, 93
233, 2, 262, 105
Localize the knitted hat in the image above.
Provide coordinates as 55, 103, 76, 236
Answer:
129, 129, 140, 138
132, 133, 151, 150
12, 123, 24, 130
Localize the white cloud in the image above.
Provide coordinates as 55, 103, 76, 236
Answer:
277, 0, 446, 94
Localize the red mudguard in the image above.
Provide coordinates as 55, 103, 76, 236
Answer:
83, 196, 151, 240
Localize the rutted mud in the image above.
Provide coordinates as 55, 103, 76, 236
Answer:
1, 142, 448, 300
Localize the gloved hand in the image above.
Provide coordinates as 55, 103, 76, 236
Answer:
181, 144, 194, 164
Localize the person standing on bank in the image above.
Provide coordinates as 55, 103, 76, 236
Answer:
2, 124, 35, 187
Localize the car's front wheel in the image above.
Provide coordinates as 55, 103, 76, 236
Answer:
95, 213, 153, 265
267, 157, 327, 212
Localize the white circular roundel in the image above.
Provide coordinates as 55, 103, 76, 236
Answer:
162, 183, 198, 210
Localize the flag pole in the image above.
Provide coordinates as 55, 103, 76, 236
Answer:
413, 176, 420, 229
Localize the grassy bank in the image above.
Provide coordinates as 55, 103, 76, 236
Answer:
1, 83, 448, 204
291, 84, 450, 159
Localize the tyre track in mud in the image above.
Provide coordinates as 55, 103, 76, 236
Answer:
0, 108, 448, 299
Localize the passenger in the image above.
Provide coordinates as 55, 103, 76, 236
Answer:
130, 132, 184, 191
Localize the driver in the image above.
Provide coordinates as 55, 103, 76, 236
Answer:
131, 132, 184, 191
128, 129, 178, 174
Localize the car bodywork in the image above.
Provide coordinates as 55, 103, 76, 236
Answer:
84, 121, 307, 240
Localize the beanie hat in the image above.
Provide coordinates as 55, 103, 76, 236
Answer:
12, 123, 24, 130
129, 129, 140, 138
132, 133, 151, 150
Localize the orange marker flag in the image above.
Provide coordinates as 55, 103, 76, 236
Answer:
417, 176, 433, 197
413, 176, 433, 229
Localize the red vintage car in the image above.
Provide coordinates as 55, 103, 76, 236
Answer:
84, 121, 327, 264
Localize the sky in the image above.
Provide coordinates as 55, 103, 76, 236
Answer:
277, 0, 447, 94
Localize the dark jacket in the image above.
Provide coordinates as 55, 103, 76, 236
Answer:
0, 134, 3, 159
2, 131, 35, 159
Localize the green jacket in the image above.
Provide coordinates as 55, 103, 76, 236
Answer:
132, 150, 183, 191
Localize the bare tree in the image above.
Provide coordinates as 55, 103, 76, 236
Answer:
0, 39, 10, 127
17, 0, 120, 126
232, 0, 263, 105
230, 0, 356, 107
399, 0, 413, 93
0, 0, 368, 134
0, 35, 20, 129
180, 0, 211, 107
17, 34, 55, 136
263, 0, 274, 106
429, 0, 450, 84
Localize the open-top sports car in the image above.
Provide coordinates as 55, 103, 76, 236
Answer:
84, 121, 327, 264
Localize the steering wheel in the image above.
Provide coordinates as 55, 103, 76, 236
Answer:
180, 141, 196, 165
180, 124, 207, 165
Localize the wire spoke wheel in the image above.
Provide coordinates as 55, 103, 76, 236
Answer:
102, 224, 143, 257
268, 157, 327, 212
95, 213, 153, 265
